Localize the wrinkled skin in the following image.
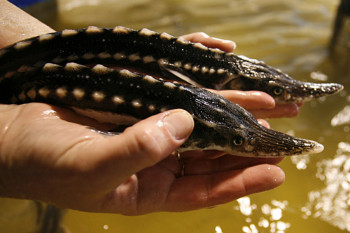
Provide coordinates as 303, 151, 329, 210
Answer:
0, 0, 297, 214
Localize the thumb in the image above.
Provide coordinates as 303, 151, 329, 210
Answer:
92, 109, 194, 178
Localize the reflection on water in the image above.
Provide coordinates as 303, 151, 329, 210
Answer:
2, 0, 350, 232
331, 105, 350, 126
302, 142, 350, 231
290, 154, 311, 170
215, 225, 223, 233
233, 197, 290, 233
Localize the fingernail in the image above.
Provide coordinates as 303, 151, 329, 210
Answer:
164, 110, 194, 140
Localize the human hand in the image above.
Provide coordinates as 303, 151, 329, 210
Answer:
0, 103, 284, 214
0, 32, 286, 214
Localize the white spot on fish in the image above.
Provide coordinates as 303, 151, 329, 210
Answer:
92, 91, 105, 102
113, 53, 126, 60
86, 26, 104, 34
217, 68, 225, 75
113, 26, 131, 34
14, 41, 32, 50
61, 29, 79, 37
201, 66, 209, 74
164, 82, 177, 89
27, 88, 36, 99
18, 91, 26, 102
67, 54, 79, 61
39, 33, 55, 42
142, 55, 156, 63
65, 62, 86, 72
184, 63, 191, 70
131, 100, 142, 108
112, 95, 124, 104
82, 53, 96, 60
148, 104, 156, 112
120, 69, 138, 78
209, 68, 216, 74
176, 37, 190, 45
97, 52, 111, 59
92, 64, 112, 74
43, 63, 61, 72
56, 87, 67, 98
227, 72, 235, 78
72, 88, 85, 100
193, 43, 208, 50
128, 53, 140, 62
211, 48, 224, 54
143, 75, 159, 83
192, 66, 200, 72
174, 61, 182, 68
139, 28, 157, 37
158, 58, 169, 66
160, 32, 173, 40
38, 87, 50, 98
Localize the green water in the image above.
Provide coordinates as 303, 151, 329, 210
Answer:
1, 0, 350, 232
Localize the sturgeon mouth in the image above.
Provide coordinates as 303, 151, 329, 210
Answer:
242, 128, 325, 157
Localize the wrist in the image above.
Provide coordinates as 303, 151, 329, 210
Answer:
0, 0, 55, 48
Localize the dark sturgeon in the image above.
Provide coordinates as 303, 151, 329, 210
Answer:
0, 26, 343, 104
0, 26, 335, 157
0, 63, 323, 157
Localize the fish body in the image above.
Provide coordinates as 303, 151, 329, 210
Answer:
0, 26, 338, 157
0, 26, 343, 103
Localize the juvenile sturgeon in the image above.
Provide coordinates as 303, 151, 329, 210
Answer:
0, 26, 334, 157
0, 26, 343, 104
0, 63, 323, 157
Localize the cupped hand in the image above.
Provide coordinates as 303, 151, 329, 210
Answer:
0, 103, 285, 214
0, 31, 289, 215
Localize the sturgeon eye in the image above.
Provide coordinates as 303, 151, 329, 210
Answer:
233, 137, 244, 146
273, 87, 284, 96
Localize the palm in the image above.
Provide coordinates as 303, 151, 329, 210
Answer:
105, 151, 283, 215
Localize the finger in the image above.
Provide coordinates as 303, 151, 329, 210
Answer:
179, 152, 284, 175
164, 164, 285, 211
180, 32, 236, 52
74, 109, 194, 184
249, 103, 300, 119
258, 119, 270, 128
212, 90, 276, 110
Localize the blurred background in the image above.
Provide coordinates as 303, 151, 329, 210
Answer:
1, 0, 350, 232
